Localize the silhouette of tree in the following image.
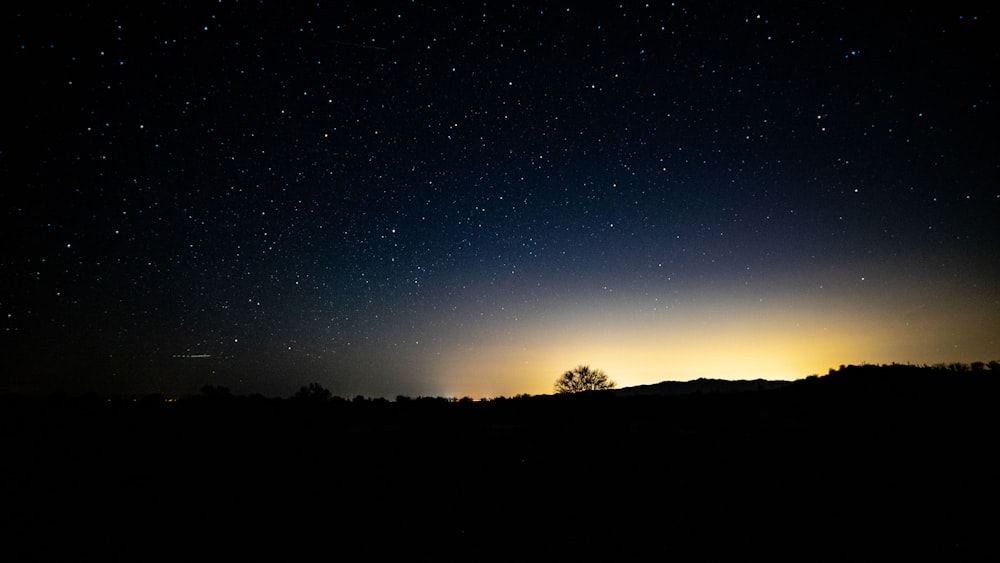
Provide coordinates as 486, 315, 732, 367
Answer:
554, 365, 616, 394
293, 382, 332, 401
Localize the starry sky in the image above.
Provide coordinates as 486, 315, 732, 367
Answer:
3, 2, 998, 399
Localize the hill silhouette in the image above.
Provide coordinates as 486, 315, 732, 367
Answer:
613, 376, 792, 396
2, 362, 996, 559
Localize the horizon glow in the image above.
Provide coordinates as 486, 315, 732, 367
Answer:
421, 275, 1000, 398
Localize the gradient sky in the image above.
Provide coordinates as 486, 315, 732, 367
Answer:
3, 2, 998, 398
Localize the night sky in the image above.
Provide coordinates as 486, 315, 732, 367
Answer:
4, 2, 998, 399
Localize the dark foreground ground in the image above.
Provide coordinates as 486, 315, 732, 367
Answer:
3, 364, 997, 560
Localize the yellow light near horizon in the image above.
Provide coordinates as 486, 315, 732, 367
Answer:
427, 285, 1000, 399
430, 297, 863, 397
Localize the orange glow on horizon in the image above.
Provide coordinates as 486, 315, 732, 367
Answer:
428, 287, 1000, 398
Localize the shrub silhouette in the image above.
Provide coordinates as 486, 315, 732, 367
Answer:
293, 382, 332, 401
554, 365, 616, 393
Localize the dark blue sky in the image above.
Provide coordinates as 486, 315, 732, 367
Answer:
3, 2, 998, 398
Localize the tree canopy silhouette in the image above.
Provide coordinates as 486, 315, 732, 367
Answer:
554, 365, 616, 394
293, 382, 332, 401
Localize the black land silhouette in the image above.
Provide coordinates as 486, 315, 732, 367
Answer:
2, 362, 997, 559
